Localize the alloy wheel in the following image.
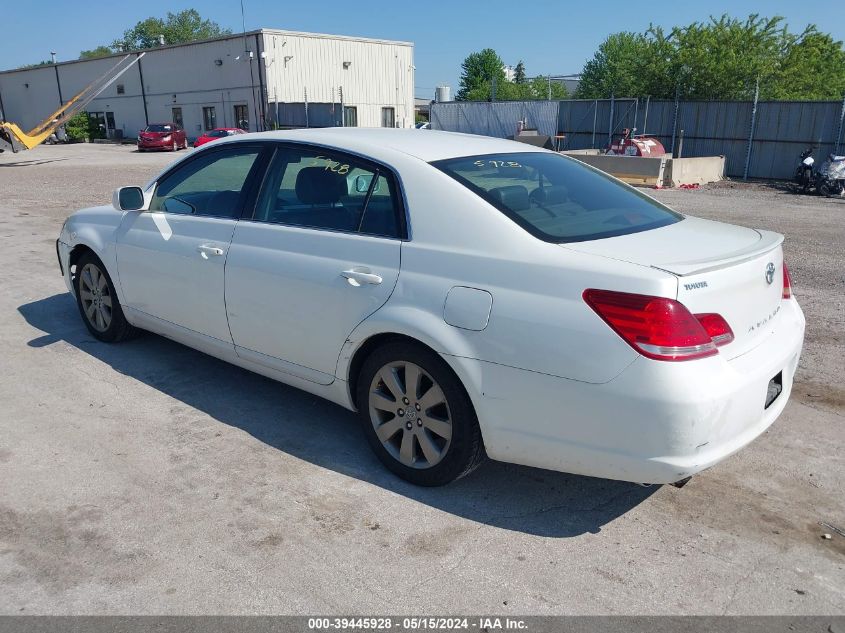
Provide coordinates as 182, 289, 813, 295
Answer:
368, 361, 452, 469
79, 263, 112, 332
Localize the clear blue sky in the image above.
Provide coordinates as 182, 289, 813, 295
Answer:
3, 0, 843, 98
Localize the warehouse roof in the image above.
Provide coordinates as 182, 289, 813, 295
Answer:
0, 29, 412, 76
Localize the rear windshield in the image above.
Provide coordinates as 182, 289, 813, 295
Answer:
432, 152, 682, 243
207, 130, 231, 138
145, 124, 173, 133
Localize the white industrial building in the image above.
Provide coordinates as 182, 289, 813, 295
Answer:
0, 29, 415, 139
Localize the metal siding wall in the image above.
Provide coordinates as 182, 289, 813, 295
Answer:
430, 101, 558, 138
262, 32, 414, 128
433, 98, 845, 179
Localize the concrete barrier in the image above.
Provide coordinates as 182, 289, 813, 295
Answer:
664, 156, 726, 187
563, 153, 668, 187
562, 152, 725, 188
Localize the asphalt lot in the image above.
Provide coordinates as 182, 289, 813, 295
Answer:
0, 143, 843, 615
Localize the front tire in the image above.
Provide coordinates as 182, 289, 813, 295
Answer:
356, 341, 485, 486
73, 252, 138, 343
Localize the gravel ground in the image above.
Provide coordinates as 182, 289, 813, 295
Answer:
0, 143, 842, 615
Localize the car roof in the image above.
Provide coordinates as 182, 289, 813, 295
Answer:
219, 128, 548, 163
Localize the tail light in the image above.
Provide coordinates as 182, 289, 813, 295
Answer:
583, 289, 733, 362
694, 313, 734, 346
782, 262, 792, 299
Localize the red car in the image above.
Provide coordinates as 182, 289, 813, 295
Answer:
194, 127, 247, 148
137, 123, 188, 151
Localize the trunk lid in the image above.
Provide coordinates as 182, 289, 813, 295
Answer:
564, 216, 785, 359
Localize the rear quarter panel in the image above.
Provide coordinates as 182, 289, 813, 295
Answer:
342, 158, 678, 385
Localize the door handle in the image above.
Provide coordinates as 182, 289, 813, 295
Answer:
197, 244, 225, 258
341, 268, 383, 286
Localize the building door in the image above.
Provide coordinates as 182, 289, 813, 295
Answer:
105, 112, 116, 138
88, 112, 106, 139
381, 107, 395, 128
234, 104, 249, 131
202, 106, 217, 131
172, 107, 183, 128
343, 106, 358, 127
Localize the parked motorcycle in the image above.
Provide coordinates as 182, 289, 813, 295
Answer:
793, 147, 815, 193
815, 153, 845, 197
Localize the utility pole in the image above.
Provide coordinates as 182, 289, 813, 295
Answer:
743, 76, 760, 181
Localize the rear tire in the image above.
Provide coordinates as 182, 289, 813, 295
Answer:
356, 341, 485, 486
73, 252, 138, 343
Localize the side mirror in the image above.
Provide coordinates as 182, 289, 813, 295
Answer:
113, 186, 145, 211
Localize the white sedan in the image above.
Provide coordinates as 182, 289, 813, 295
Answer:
57, 129, 805, 486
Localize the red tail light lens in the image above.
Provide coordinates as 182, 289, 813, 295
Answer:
583, 289, 721, 362
694, 313, 734, 346
782, 261, 792, 299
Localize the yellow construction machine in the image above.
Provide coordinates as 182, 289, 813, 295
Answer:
0, 53, 145, 153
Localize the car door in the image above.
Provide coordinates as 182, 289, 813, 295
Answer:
115, 143, 266, 345
225, 144, 405, 384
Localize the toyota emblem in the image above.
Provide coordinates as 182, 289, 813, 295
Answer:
765, 262, 775, 285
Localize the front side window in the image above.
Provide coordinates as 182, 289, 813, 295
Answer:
150, 147, 261, 218
433, 152, 682, 243
253, 146, 403, 238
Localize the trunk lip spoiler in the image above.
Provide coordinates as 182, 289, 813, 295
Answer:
652, 230, 784, 277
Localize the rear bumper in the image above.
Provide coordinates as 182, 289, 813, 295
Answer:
471, 298, 805, 484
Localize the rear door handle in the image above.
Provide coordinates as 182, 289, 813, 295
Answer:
341, 268, 383, 286
197, 244, 225, 258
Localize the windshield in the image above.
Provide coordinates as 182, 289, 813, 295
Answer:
432, 152, 682, 243
145, 125, 173, 133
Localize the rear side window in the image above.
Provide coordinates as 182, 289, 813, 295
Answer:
432, 152, 682, 243
253, 146, 404, 238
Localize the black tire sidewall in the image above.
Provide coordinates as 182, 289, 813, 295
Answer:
356, 341, 483, 486
73, 253, 130, 342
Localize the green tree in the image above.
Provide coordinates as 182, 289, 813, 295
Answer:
575, 14, 845, 101
18, 60, 52, 69
514, 60, 527, 84
576, 30, 672, 98
110, 9, 231, 52
530, 76, 569, 99
79, 46, 114, 60
457, 48, 506, 100
772, 29, 845, 100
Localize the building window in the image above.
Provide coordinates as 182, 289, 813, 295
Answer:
202, 106, 217, 131
116, 84, 125, 95
172, 107, 183, 128
234, 104, 249, 131
343, 106, 358, 128
381, 107, 395, 128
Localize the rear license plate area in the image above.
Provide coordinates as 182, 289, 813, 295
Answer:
765, 371, 783, 409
